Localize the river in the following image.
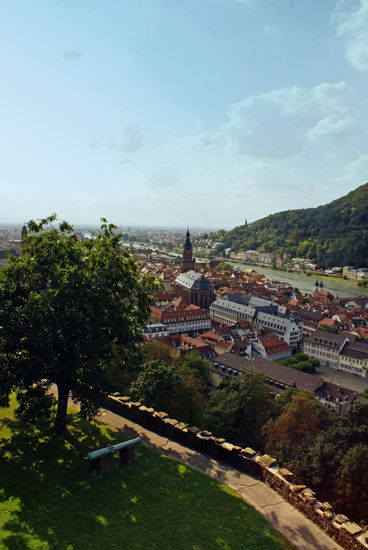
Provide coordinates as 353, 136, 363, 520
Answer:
231, 263, 368, 299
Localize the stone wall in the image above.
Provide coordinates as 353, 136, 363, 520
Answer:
105, 394, 368, 550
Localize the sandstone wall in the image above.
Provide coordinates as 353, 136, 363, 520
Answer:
105, 393, 368, 550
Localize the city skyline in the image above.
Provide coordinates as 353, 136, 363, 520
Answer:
1, 0, 368, 228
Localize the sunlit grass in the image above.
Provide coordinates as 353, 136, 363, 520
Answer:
0, 399, 294, 549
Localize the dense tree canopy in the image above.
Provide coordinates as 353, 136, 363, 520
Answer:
0, 215, 156, 434
277, 353, 319, 373
212, 183, 368, 268
130, 350, 211, 426
264, 393, 321, 463
130, 360, 181, 413
203, 372, 274, 449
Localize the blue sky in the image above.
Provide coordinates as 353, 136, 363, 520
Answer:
1, 0, 368, 228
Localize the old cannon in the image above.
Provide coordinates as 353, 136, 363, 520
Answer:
85, 437, 141, 473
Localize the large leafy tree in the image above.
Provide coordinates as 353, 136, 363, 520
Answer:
0, 215, 156, 434
129, 361, 181, 413
264, 394, 321, 463
129, 351, 210, 425
203, 372, 274, 449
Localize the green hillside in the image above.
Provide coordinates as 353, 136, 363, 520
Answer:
220, 183, 368, 268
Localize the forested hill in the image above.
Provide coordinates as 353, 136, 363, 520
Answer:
220, 183, 368, 268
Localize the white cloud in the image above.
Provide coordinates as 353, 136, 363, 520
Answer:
307, 115, 362, 141
56, 50, 84, 60
202, 81, 353, 158
88, 140, 99, 149
264, 25, 280, 36
107, 126, 143, 153
148, 166, 181, 189
333, 0, 368, 71
343, 153, 368, 181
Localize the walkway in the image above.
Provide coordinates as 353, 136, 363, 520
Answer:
96, 406, 344, 550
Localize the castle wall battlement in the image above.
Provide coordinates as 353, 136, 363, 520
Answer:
105, 393, 367, 550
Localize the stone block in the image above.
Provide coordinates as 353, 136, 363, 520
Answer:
256, 454, 277, 468
185, 426, 200, 434
241, 447, 257, 458
290, 485, 307, 493
176, 422, 189, 431
300, 489, 317, 506
195, 431, 212, 442
335, 514, 349, 525
165, 418, 180, 427
278, 468, 293, 481
319, 501, 333, 512
154, 411, 169, 420
221, 442, 235, 452
342, 522, 363, 536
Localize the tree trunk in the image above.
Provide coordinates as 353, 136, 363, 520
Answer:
54, 383, 70, 435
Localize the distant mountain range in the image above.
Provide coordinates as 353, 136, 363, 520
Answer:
218, 183, 368, 268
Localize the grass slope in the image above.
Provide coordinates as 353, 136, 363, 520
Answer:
0, 399, 293, 550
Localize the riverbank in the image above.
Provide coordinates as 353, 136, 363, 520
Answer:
229, 260, 359, 286
229, 261, 368, 298
306, 271, 366, 288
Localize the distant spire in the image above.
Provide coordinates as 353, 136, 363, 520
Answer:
21, 223, 28, 248
180, 227, 195, 273
184, 228, 192, 251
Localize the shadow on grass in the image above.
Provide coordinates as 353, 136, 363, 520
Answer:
0, 411, 291, 550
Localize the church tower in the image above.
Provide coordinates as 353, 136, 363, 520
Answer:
21, 223, 28, 248
180, 229, 196, 273
313, 279, 319, 295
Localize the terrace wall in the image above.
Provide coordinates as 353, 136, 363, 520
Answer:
105, 394, 367, 550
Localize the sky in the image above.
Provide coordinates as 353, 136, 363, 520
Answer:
1, 0, 368, 229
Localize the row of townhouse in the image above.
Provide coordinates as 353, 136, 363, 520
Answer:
150, 302, 211, 334
303, 330, 368, 377
210, 294, 301, 348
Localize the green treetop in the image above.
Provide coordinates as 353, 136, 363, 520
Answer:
0, 214, 157, 435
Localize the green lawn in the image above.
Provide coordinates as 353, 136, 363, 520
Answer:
0, 399, 293, 550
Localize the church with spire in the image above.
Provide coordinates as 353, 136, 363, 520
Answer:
180, 228, 196, 273
175, 228, 215, 309
21, 223, 28, 249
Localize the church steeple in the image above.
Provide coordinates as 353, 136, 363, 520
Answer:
184, 228, 192, 251
180, 228, 196, 273
21, 223, 28, 248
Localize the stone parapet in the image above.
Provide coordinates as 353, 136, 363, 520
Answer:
105, 393, 368, 550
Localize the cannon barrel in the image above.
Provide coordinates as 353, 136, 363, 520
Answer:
84, 437, 141, 461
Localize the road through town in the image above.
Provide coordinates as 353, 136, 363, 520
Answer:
314, 365, 368, 393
